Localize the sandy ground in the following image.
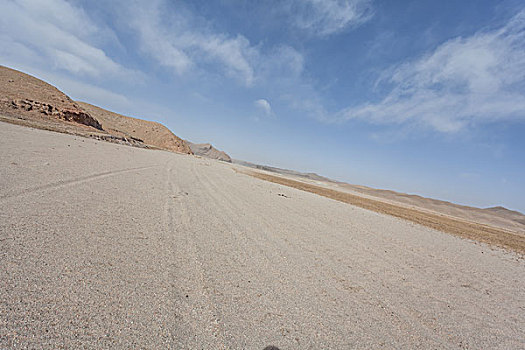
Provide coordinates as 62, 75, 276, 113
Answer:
245, 171, 525, 255
1, 121, 524, 349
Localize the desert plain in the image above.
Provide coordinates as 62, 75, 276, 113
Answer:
1, 121, 524, 349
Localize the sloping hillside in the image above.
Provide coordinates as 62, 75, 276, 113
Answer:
336, 183, 525, 234
78, 102, 192, 154
0, 65, 191, 154
188, 142, 231, 162
0, 66, 101, 130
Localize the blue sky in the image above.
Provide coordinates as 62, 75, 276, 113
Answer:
1, 0, 525, 212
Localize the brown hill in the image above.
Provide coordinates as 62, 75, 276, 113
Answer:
78, 102, 192, 154
0, 66, 101, 130
188, 142, 231, 162
336, 184, 525, 234
0, 65, 191, 154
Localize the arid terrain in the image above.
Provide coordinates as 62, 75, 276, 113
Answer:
0, 65, 192, 154
2, 65, 525, 348
1, 121, 524, 349
0, 66, 102, 132
238, 160, 525, 236
3, 63, 522, 238
246, 171, 525, 254
78, 101, 192, 154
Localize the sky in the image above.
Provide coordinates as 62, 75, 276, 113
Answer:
1, 0, 525, 212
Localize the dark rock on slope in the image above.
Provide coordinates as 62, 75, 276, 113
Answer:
0, 66, 102, 130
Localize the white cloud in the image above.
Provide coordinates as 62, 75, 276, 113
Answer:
255, 99, 273, 116
288, 0, 373, 36
124, 0, 367, 86
197, 34, 257, 85
123, 0, 315, 87
338, 10, 525, 132
127, 1, 192, 75
0, 0, 136, 79
1, 0, 308, 96
127, 0, 258, 86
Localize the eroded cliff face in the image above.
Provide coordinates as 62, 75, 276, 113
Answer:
8, 98, 102, 130
0, 66, 103, 131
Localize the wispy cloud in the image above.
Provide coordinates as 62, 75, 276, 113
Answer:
123, 0, 318, 88
127, 0, 258, 86
0, 0, 136, 79
1, 0, 308, 94
286, 0, 373, 36
337, 10, 525, 132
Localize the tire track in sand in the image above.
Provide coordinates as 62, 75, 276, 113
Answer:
0, 165, 160, 201
163, 159, 228, 349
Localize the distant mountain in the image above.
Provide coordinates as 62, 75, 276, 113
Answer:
0, 65, 192, 154
234, 159, 525, 233
233, 160, 334, 182
188, 142, 232, 162
333, 183, 525, 232
484, 206, 525, 226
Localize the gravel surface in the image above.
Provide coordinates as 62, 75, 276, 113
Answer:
1, 122, 524, 349
245, 171, 525, 254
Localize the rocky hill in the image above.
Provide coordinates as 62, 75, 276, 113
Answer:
79, 102, 191, 154
0, 66, 102, 130
0, 65, 191, 154
188, 142, 231, 162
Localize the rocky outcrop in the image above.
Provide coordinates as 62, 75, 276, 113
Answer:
0, 66, 192, 154
0, 66, 103, 131
1, 66, 191, 154
9, 98, 102, 130
188, 142, 232, 162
